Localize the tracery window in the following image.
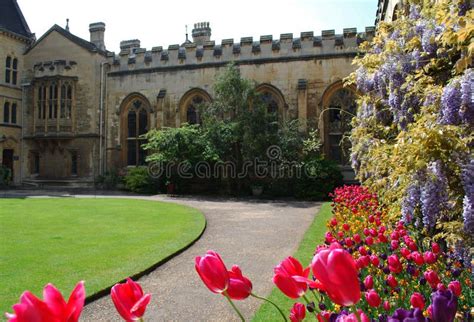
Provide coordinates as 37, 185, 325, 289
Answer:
327, 88, 356, 165
126, 99, 149, 166
260, 91, 279, 114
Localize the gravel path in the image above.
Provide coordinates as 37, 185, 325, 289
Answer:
1, 191, 320, 321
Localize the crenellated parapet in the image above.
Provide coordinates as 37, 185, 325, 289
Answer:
107, 27, 375, 75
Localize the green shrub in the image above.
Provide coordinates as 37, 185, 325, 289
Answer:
95, 170, 123, 190
0, 165, 11, 188
123, 167, 157, 194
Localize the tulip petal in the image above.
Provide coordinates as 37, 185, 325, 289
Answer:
130, 294, 151, 318
65, 281, 85, 322
43, 284, 67, 318
111, 284, 134, 321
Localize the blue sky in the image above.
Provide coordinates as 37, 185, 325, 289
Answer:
18, 0, 378, 53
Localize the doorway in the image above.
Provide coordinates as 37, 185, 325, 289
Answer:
2, 149, 14, 181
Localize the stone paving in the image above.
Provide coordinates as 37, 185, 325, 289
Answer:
1, 191, 320, 321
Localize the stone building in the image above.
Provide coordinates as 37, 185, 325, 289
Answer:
1, 0, 382, 187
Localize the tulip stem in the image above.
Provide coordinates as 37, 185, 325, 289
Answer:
251, 293, 288, 322
224, 292, 246, 322
302, 294, 319, 320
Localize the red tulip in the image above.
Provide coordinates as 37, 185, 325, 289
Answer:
330, 218, 338, 226
448, 281, 461, 296
390, 240, 399, 250
311, 243, 361, 306
345, 238, 354, 247
6, 281, 85, 322
365, 236, 374, 246
410, 251, 424, 265
423, 251, 436, 264
289, 303, 306, 322
273, 256, 311, 299
386, 274, 398, 288
359, 246, 367, 256
383, 300, 391, 311
432, 242, 440, 254
353, 234, 361, 243
370, 255, 380, 267
400, 247, 410, 259
410, 292, 425, 309
343, 223, 350, 231
424, 270, 440, 289
364, 275, 373, 290
336, 310, 370, 322
388, 255, 402, 274
226, 265, 252, 300
365, 289, 381, 307
111, 278, 151, 322
195, 250, 229, 293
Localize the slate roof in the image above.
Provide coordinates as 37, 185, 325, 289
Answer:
25, 24, 108, 55
0, 0, 33, 39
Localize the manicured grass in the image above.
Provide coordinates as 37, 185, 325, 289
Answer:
0, 198, 205, 314
252, 202, 332, 321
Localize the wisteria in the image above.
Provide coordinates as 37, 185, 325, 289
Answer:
420, 161, 449, 230
401, 181, 421, 224
459, 69, 474, 125
440, 78, 462, 125
461, 159, 474, 235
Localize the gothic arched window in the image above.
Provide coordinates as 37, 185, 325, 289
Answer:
125, 99, 149, 166
260, 91, 279, 114
327, 88, 356, 165
186, 95, 204, 124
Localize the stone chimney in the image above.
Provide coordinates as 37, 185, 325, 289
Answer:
192, 22, 211, 45
89, 22, 106, 51
120, 39, 141, 53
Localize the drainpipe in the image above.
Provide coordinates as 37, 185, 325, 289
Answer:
99, 62, 108, 176
20, 82, 31, 185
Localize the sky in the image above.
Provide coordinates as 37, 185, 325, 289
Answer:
18, 0, 378, 53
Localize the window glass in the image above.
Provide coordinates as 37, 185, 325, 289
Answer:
11, 103, 17, 124
3, 102, 10, 122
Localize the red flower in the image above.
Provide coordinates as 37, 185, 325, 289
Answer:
388, 255, 402, 274
111, 278, 151, 322
410, 251, 424, 265
330, 218, 338, 226
386, 274, 398, 288
424, 270, 440, 289
353, 234, 361, 243
400, 247, 410, 259
365, 236, 374, 246
432, 242, 440, 254
383, 300, 391, 311
311, 243, 361, 306
343, 223, 350, 231
423, 251, 436, 264
289, 303, 306, 322
365, 289, 381, 307
410, 292, 425, 309
195, 250, 229, 293
226, 265, 252, 300
448, 281, 461, 297
273, 256, 310, 299
6, 281, 85, 322
370, 255, 380, 267
364, 275, 373, 289
390, 240, 399, 250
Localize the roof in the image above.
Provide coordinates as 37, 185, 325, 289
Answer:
25, 24, 108, 55
0, 0, 33, 38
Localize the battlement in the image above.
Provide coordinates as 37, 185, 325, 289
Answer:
107, 27, 375, 74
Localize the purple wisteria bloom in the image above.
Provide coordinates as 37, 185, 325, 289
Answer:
461, 159, 474, 234
431, 290, 458, 322
402, 182, 421, 223
440, 79, 462, 125
459, 69, 474, 125
421, 161, 449, 230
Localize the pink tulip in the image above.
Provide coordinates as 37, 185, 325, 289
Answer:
365, 289, 381, 307
364, 275, 373, 290
111, 278, 151, 322
423, 251, 436, 264
226, 265, 252, 300
289, 303, 306, 322
273, 256, 311, 299
6, 281, 85, 322
311, 243, 361, 306
448, 280, 461, 297
195, 250, 229, 293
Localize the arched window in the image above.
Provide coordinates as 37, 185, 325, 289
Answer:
11, 103, 17, 124
326, 88, 356, 165
256, 84, 286, 119
60, 83, 73, 119
5, 56, 11, 83
3, 102, 10, 122
186, 95, 204, 124
179, 89, 212, 126
124, 98, 149, 166
260, 91, 279, 114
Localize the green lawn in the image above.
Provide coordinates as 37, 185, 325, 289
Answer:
252, 202, 332, 321
0, 198, 205, 314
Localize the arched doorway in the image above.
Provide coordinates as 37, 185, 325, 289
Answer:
321, 82, 357, 166
120, 94, 151, 166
